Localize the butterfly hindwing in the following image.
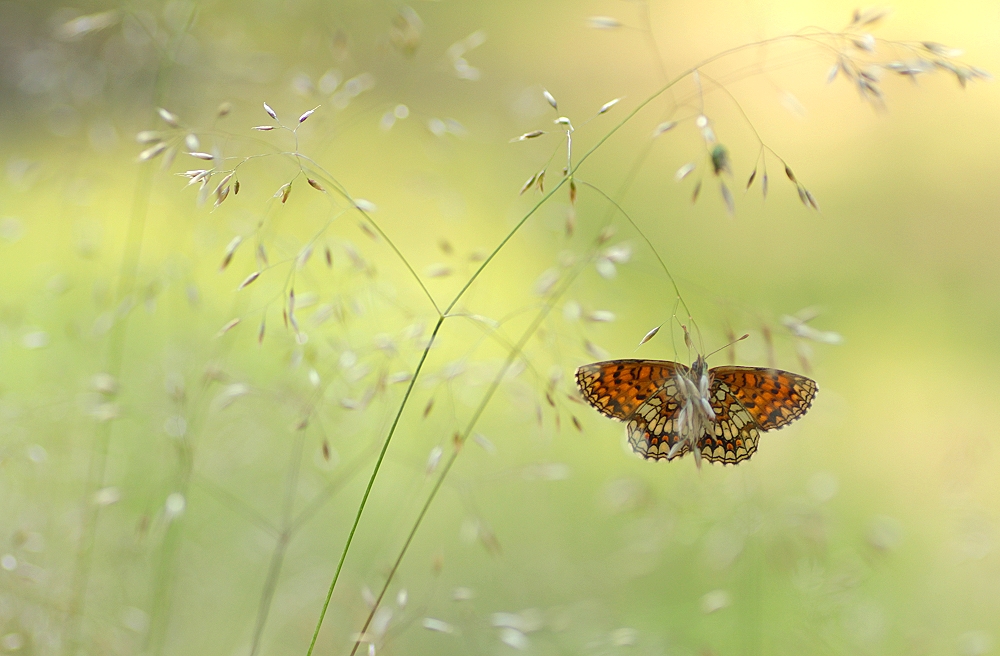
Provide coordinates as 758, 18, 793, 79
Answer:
625, 372, 688, 460
699, 379, 761, 464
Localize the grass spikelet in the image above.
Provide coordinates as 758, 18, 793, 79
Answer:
519, 172, 538, 195
720, 182, 735, 215
216, 318, 240, 337
307, 178, 325, 192
221, 236, 242, 271
136, 131, 160, 144
157, 107, 180, 128
214, 185, 230, 207
263, 102, 277, 120
654, 120, 677, 137
238, 272, 259, 289
805, 188, 820, 211
587, 16, 622, 29
598, 98, 621, 114
299, 106, 319, 123
138, 143, 167, 161
638, 325, 661, 347
543, 89, 557, 110
473, 432, 497, 454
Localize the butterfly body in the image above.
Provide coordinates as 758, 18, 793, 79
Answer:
575, 357, 817, 466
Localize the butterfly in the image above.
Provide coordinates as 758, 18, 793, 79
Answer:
575, 356, 817, 466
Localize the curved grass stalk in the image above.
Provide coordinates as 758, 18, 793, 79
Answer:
302, 26, 952, 654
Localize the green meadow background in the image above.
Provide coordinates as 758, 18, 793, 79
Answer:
1, 1, 999, 655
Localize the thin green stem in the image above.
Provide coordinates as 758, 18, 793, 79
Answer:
307, 28, 876, 656
304, 315, 445, 656
576, 179, 692, 320
63, 163, 154, 654
347, 256, 593, 656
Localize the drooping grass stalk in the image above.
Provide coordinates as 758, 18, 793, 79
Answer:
301, 47, 727, 656
289, 23, 984, 652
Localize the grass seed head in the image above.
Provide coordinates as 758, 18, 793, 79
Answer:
587, 16, 622, 29
157, 107, 180, 128
543, 89, 557, 110
598, 98, 621, 114
638, 325, 661, 347
654, 120, 677, 137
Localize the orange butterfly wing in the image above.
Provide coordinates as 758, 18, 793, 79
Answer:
576, 361, 817, 465
709, 366, 818, 431
575, 359, 684, 420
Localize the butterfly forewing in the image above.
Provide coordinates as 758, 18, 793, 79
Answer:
709, 366, 817, 430
575, 360, 685, 420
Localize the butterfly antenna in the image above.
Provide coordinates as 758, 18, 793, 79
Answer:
704, 333, 749, 361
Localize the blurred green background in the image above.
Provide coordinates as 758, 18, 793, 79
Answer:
1, 0, 999, 655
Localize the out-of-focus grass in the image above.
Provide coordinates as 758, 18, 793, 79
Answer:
1, 1, 999, 655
